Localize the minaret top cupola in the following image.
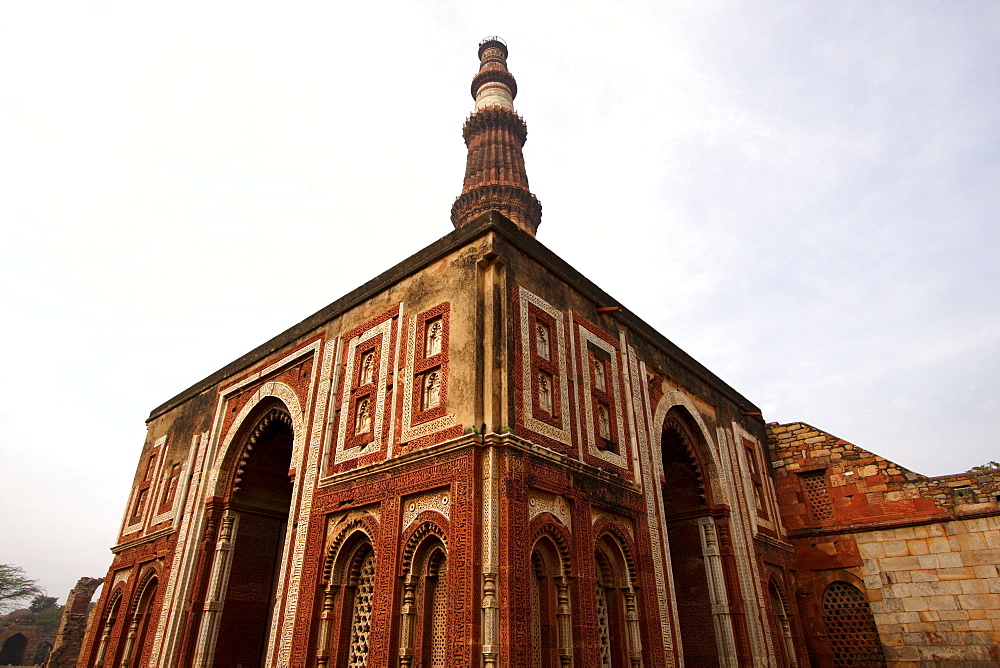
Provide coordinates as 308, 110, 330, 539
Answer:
451, 37, 542, 236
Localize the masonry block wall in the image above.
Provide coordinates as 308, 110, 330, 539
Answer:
769, 421, 1000, 666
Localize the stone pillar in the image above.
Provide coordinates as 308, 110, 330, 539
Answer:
398, 574, 418, 667
193, 510, 239, 667
699, 517, 738, 668
556, 576, 573, 667
315, 587, 337, 667
624, 587, 643, 668
481, 444, 501, 667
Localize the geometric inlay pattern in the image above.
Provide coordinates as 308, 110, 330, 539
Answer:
595, 578, 613, 668
347, 552, 377, 666
429, 558, 449, 667
822, 581, 886, 667
800, 470, 834, 521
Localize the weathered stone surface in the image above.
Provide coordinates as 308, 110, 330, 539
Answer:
769, 421, 1000, 665
47, 576, 104, 668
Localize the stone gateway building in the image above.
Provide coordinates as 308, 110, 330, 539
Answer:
80, 39, 999, 667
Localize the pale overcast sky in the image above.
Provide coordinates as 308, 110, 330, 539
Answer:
1, 1, 997, 602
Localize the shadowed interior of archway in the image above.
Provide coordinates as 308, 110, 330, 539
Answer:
0, 633, 27, 666
661, 413, 720, 667
214, 410, 294, 667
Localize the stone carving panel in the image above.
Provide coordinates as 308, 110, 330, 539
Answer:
528, 490, 572, 530
515, 286, 572, 448
402, 488, 451, 530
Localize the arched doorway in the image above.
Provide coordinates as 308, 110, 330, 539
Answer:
593, 532, 640, 667
397, 522, 449, 667
31, 641, 51, 666
767, 579, 795, 668
660, 409, 722, 666
212, 406, 295, 667
313, 522, 378, 667
0, 633, 26, 666
529, 533, 572, 667
90, 589, 122, 667
116, 574, 159, 667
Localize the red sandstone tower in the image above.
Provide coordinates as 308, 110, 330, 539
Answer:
451, 37, 542, 236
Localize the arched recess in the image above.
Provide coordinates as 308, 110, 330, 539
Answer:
592, 524, 642, 668
821, 581, 885, 667
89, 586, 124, 667
651, 392, 727, 507
31, 640, 52, 665
529, 519, 574, 668
120, 569, 160, 668
653, 397, 736, 667
196, 390, 302, 668
0, 633, 27, 666
766, 577, 797, 668
314, 514, 380, 667
398, 516, 449, 668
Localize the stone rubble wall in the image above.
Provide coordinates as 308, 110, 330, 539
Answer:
769, 422, 1000, 530
768, 422, 1000, 666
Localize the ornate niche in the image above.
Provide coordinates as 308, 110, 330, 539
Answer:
121, 436, 167, 538
513, 286, 573, 452
574, 315, 630, 475
399, 303, 458, 448
333, 307, 399, 467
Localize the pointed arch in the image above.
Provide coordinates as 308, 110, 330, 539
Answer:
651, 392, 726, 506
195, 388, 301, 668
592, 519, 639, 588
400, 513, 449, 574
398, 516, 449, 667
529, 519, 574, 667
119, 568, 161, 668
206, 381, 305, 500
314, 513, 380, 667
89, 584, 126, 667
0, 634, 27, 667
766, 576, 797, 668
529, 517, 573, 579
652, 394, 742, 666
593, 523, 643, 667
322, 514, 380, 587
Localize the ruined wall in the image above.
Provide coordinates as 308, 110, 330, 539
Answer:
47, 576, 104, 667
0, 609, 51, 666
769, 421, 1000, 666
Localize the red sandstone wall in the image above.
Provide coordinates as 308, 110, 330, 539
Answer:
769, 422, 1000, 666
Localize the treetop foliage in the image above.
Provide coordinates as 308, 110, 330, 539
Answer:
0, 564, 44, 613
29, 595, 59, 613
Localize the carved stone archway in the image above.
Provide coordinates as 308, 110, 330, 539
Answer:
652, 398, 738, 667
193, 394, 300, 668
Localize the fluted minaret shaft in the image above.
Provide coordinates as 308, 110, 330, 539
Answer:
451, 38, 542, 236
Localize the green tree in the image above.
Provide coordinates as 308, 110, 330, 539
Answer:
0, 564, 43, 613
970, 461, 1000, 472
29, 595, 58, 613
35, 603, 65, 635
28, 594, 64, 634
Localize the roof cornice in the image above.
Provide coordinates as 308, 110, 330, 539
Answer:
148, 212, 760, 421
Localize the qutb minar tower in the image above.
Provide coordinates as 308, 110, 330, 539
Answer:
451, 37, 542, 236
